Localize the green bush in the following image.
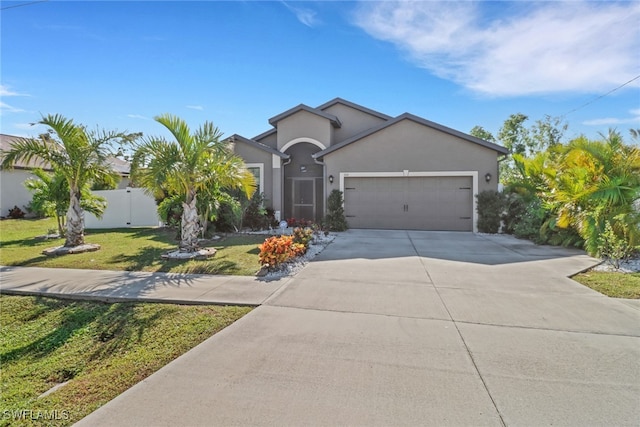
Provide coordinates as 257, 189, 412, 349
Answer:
476, 190, 506, 233
157, 195, 183, 228
242, 192, 274, 231
598, 221, 637, 268
324, 189, 348, 231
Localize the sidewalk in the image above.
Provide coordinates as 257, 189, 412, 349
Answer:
0, 265, 289, 306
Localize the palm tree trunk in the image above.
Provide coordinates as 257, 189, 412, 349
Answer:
181, 193, 200, 251
65, 187, 85, 247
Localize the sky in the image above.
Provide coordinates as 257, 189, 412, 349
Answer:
1, 0, 639, 149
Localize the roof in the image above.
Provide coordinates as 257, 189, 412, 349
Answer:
0, 134, 52, 170
313, 113, 510, 158
228, 134, 290, 159
316, 97, 392, 121
0, 133, 131, 175
268, 104, 342, 128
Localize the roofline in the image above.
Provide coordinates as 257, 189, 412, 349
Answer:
313, 113, 509, 158
252, 128, 277, 141
316, 97, 392, 121
268, 104, 342, 128
228, 134, 290, 159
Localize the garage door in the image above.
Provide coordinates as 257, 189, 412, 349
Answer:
344, 176, 473, 231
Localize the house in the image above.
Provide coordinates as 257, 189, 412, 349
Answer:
228, 98, 509, 232
0, 133, 131, 217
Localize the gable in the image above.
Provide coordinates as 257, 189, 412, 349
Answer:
315, 113, 509, 158
320, 101, 390, 144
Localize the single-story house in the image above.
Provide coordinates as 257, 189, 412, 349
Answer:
0, 133, 132, 217
228, 98, 509, 232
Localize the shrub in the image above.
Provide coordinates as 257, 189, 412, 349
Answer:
597, 221, 637, 269
324, 189, 348, 231
7, 206, 25, 219
213, 199, 242, 232
243, 192, 273, 231
292, 227, 313, 246
157, 195, 183, 228
258, 235, 306, 269
476, 190, 506, 233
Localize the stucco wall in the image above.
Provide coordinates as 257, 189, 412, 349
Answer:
323, 103, 388, 145
323, 119, 500, 194
231, 140, 275, 208
0, 169, 36, 217
255, 131, 277, 148
277, 111, 332, 150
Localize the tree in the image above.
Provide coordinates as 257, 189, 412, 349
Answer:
510, 130, 640, 255
25, 169, 107, 237
131, 114, 255, 251
469, 125, 496, 142
1, 114, 131, 247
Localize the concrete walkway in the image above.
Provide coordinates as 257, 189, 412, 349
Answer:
0, 265, 289, 306
3, 230, 639, 426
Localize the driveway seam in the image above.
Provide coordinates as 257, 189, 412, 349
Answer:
452, 319, 640, 338
407, 232, 507, 427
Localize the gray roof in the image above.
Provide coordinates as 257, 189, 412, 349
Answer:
268, 104, 342, 128
316, 97, 392, 121
1, 133, 131, 175
313, 113, 510, 158
228, 134, 290, 159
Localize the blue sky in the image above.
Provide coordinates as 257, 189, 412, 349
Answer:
1, 0, 639, 147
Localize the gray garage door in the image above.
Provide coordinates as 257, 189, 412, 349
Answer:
344, 176, 473, 231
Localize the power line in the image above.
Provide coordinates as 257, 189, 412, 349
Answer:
1, 0, 48, 11
560, 73, 640, 118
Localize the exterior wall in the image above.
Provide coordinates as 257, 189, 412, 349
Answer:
324, 119, 500, 196
277, 111, 332, 150
231, 141, 275, 208
322, 103, 388, 145
255, 131, 277, 148
85, 188, 159, 228
0, 169, 35, 217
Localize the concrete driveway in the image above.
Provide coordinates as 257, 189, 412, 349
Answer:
77, 230, 640, 426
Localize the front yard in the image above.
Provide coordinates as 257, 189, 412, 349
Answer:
0, 295, 251, 426
0, 218, 264, 276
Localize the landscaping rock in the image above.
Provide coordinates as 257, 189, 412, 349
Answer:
161, 247, 217, 260
42, 244, 101, 256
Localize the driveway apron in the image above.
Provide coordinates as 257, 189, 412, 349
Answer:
77, 230, 640, 427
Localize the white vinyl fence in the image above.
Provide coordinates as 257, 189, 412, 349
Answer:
85, 187, 159, 229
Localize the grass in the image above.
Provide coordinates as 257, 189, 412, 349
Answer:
0, 295, 251, 426
0, 218, 264, 276
572, 271, 640, 299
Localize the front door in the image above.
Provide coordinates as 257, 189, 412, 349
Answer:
292, 178, 315, 221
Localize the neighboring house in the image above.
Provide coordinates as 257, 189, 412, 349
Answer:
228, 98, 509, 232
0, 133, 131, 217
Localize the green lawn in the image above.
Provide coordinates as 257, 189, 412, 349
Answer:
0, 218, 264, 276
0, 295, 251, 426
572, 271, 640, 299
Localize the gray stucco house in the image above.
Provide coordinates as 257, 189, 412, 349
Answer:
228, 98, 508, 232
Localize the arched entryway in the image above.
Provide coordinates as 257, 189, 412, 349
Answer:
283, 141, 324, 223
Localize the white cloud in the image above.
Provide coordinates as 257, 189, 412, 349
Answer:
353, 1, 640, 96
583, 109, 640, 126
0, 101, 26, 114
282, 1, 320, 27
186, 105, 204, 111
0, 84, 29, 97
127, 114, 150, 120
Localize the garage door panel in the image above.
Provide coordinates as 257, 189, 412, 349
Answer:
345, 176, 473, 231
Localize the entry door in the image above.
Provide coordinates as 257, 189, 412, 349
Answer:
292, 178, 315, 220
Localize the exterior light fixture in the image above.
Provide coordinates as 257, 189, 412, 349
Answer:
328, 175, 334, 184
485, 173, 492, 183
300, 165, 307, 173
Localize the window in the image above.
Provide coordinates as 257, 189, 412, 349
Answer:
246, 163, 264, 195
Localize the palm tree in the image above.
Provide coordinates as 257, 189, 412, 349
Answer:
25, 169, 108, 237
1, 114, 125, 247
131, 114, 255, 252
548, 130, 640, 254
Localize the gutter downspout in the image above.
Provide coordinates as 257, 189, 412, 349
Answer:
312, 154, 326, 219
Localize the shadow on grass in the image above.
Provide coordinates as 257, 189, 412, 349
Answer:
107, 245, 168, 271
